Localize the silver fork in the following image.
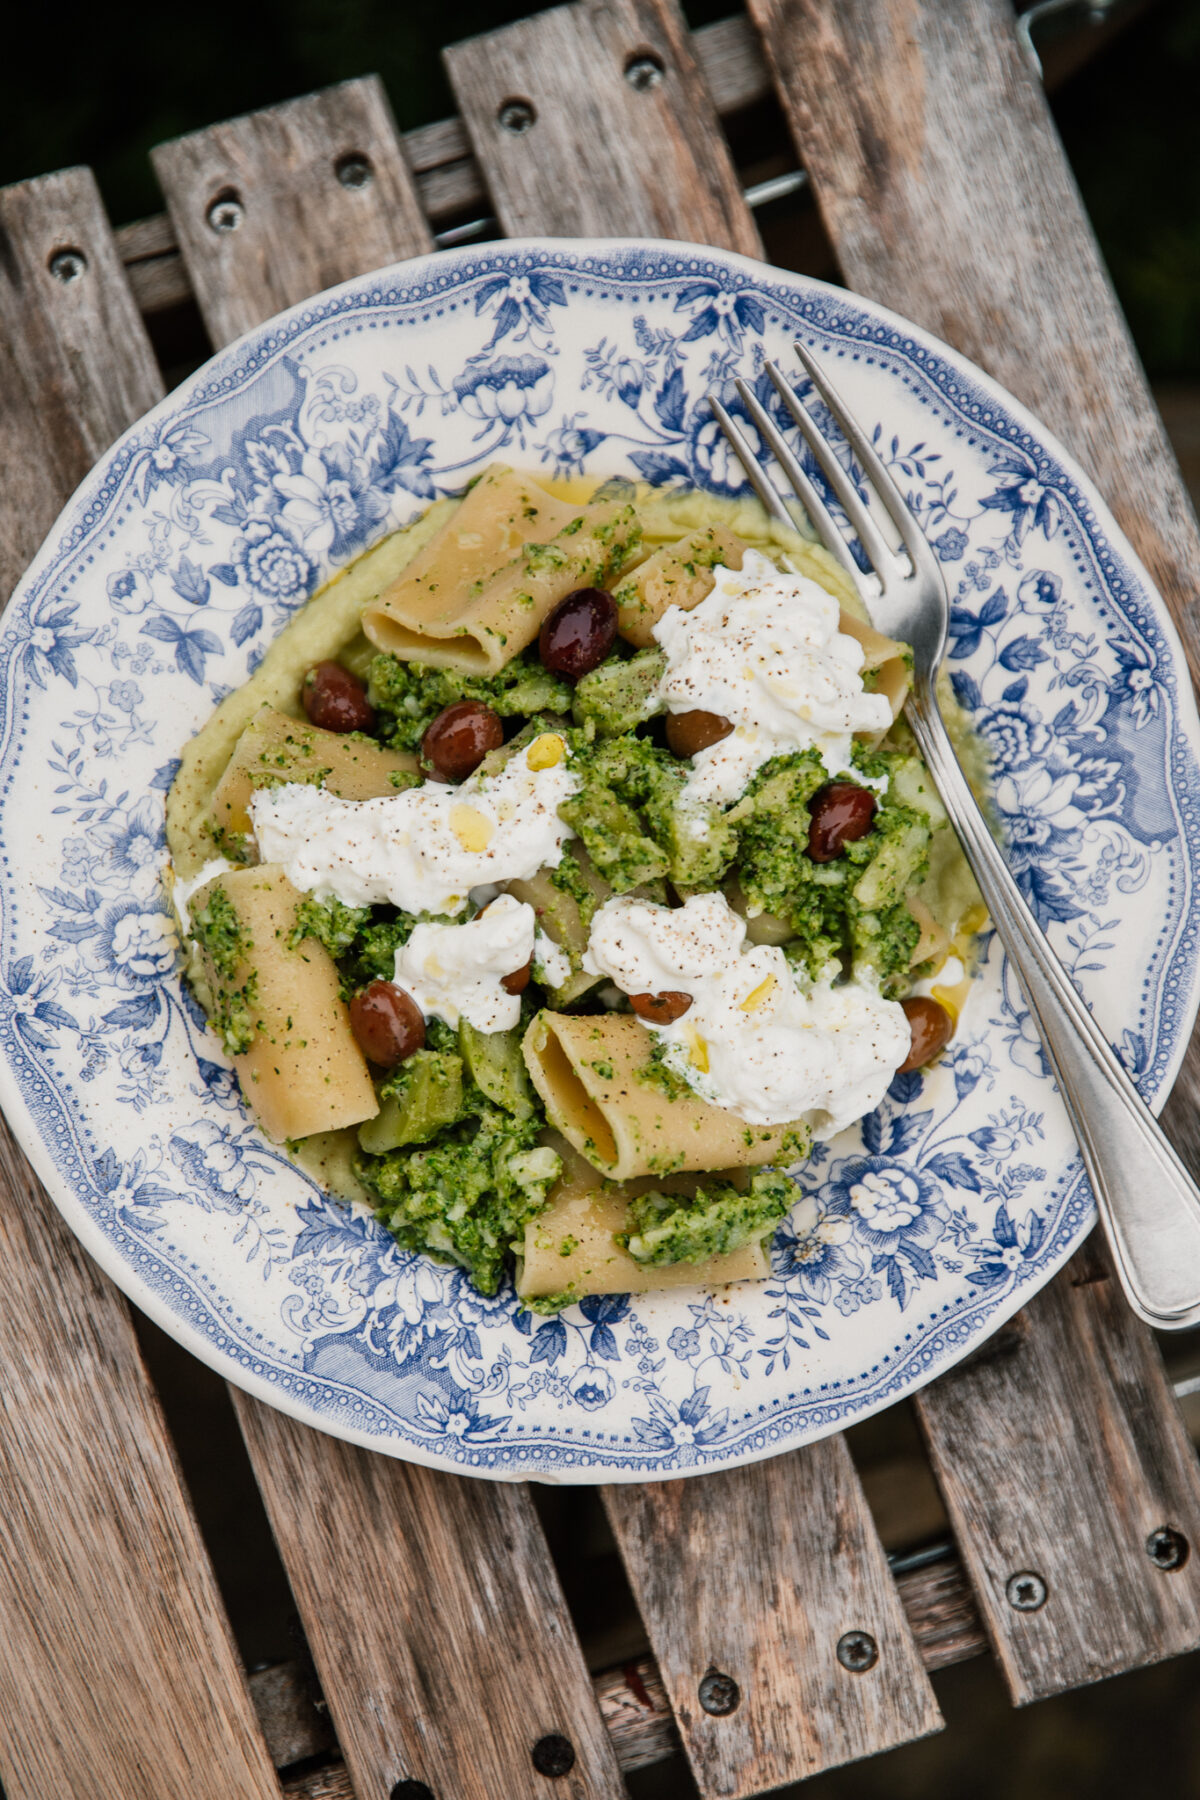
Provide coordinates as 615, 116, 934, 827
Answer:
710, 343, 1200, 1331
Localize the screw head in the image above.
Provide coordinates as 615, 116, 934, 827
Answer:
48, 247, 87, 283
836, 1630, 879, 1672
206, 193, 244, 234
1146, 1526, 1189, 1571
531, 1734, 575, 1777
390, 1783, 434, 1800
625, 51, 665, 90
335, 152, 374, 190
498, 98, 536, 134
1006, 1570, 1048, 1612
697, 1668, 740, 1715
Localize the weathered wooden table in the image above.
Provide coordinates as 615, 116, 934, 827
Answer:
3, 4, 1200, 1796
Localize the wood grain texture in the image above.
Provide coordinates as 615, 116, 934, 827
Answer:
603, 1438, 942, 1798
444, 0, 762, 254
234, 1397, 626, 1800
0, 167, 281, 1800
917, 1250, 1200, 1702
161, 81, 624, 1800
151, 77, 433, 348
0, 1116, 281, 1799
0, 168, 162, 597
257, 1541, 986, 1785
746, 0, 1200, 1700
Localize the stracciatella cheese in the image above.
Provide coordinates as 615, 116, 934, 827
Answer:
248, 733, 578, 916
653, 548, 893, 805
394, 894, 535, 1032
584, 891, 910, 1131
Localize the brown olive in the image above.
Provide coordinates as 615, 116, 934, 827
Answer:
349, 980, 425, 1067
421, 699, 504, 782
501, 960, 533, 996
539, 586, 618, 680
302, 660, 375, 734
630, 990, 693, 1026
898, 997, 955, 1073
665, 709, 734, 759
807, 780, 878, 863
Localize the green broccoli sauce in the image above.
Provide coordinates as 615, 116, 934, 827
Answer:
620, 1169, 798, 1265
367, 646, 572, 751
562, 733, 735, 893
357, 1097, 562, 1295
731, 748, 930, 984
191, 887, 260, 1056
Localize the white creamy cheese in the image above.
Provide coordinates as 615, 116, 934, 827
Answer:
533, 928, 573, 992
248, 733, 579, 916
584, 891, 911, 1132
652, 548, 893, 806
394, 894, 535, 1032
171, 856, 236, 934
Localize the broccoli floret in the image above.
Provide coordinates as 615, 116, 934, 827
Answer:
368, 647, 571, 751
358, 1100, 561, 1295
620, 1168, 798, 1265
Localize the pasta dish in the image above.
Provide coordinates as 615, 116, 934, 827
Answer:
166, 469, 982, 1310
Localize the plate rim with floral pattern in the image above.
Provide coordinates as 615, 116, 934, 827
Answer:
1, 236, 1198, 1484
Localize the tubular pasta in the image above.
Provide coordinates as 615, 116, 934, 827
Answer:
837, 611, 912, 726
612, 525, 747, 646
209, 707, 418, 854
363, 488, 639, 674
522, 1011, 808, 1181
361, 466, 576, 664
193, 865, 377, 1143
516, 1137, 769, 1300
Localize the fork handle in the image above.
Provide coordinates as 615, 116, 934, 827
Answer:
908, 682, 1200, 1328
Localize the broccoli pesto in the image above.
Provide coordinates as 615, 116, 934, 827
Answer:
620, 1169, 798, 1265
191, 886, 260, 1056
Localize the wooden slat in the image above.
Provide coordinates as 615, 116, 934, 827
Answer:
744, 0, 1200, 1700
444, 0, 762, 254
918, 1249, 1200, 1701
153, 86, 626, 1800
0, 168, 162, 593
451, 7, 940, 1789
151, 76, 433, 348
235, 1403, 626, 1799
603, 1443, 942, 1797
0, 177, 278, 1800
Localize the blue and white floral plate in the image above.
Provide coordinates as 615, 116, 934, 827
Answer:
3, 239, 1198, 1483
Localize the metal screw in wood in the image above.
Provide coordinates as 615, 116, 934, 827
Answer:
205, 193, 244, 233
530, 1734, 575, 1776
1006, 1571, 1048, 1612
47, 247, 87, 283
697, 1668, 741, 1715
497, 98, 536, 133
1146, 1526, 1190, 1571
624, 52, 665, 90
335, 152, 373, 189
836, 1631, 879, 1672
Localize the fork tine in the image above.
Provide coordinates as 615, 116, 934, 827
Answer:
791, 340, 933, 574
732, 379, 862, 585
765, 361, 901, 582
706, 395, 805, 538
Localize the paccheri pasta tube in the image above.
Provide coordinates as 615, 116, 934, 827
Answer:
190, 864, 378, 1142
362, 467, 642, 673
612, 525, 748, 647
522, 1011, 809, 1181
516, 1136, 769, 1300
209, 707, 419, 856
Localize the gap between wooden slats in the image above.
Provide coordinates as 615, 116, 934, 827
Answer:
0, 168, 280, 1800
444, 5, 941, 1793
742, 0, 1200, 1703
151, 76, 627, 1800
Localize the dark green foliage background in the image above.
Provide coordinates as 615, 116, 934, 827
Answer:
0, 0, 1196, 373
